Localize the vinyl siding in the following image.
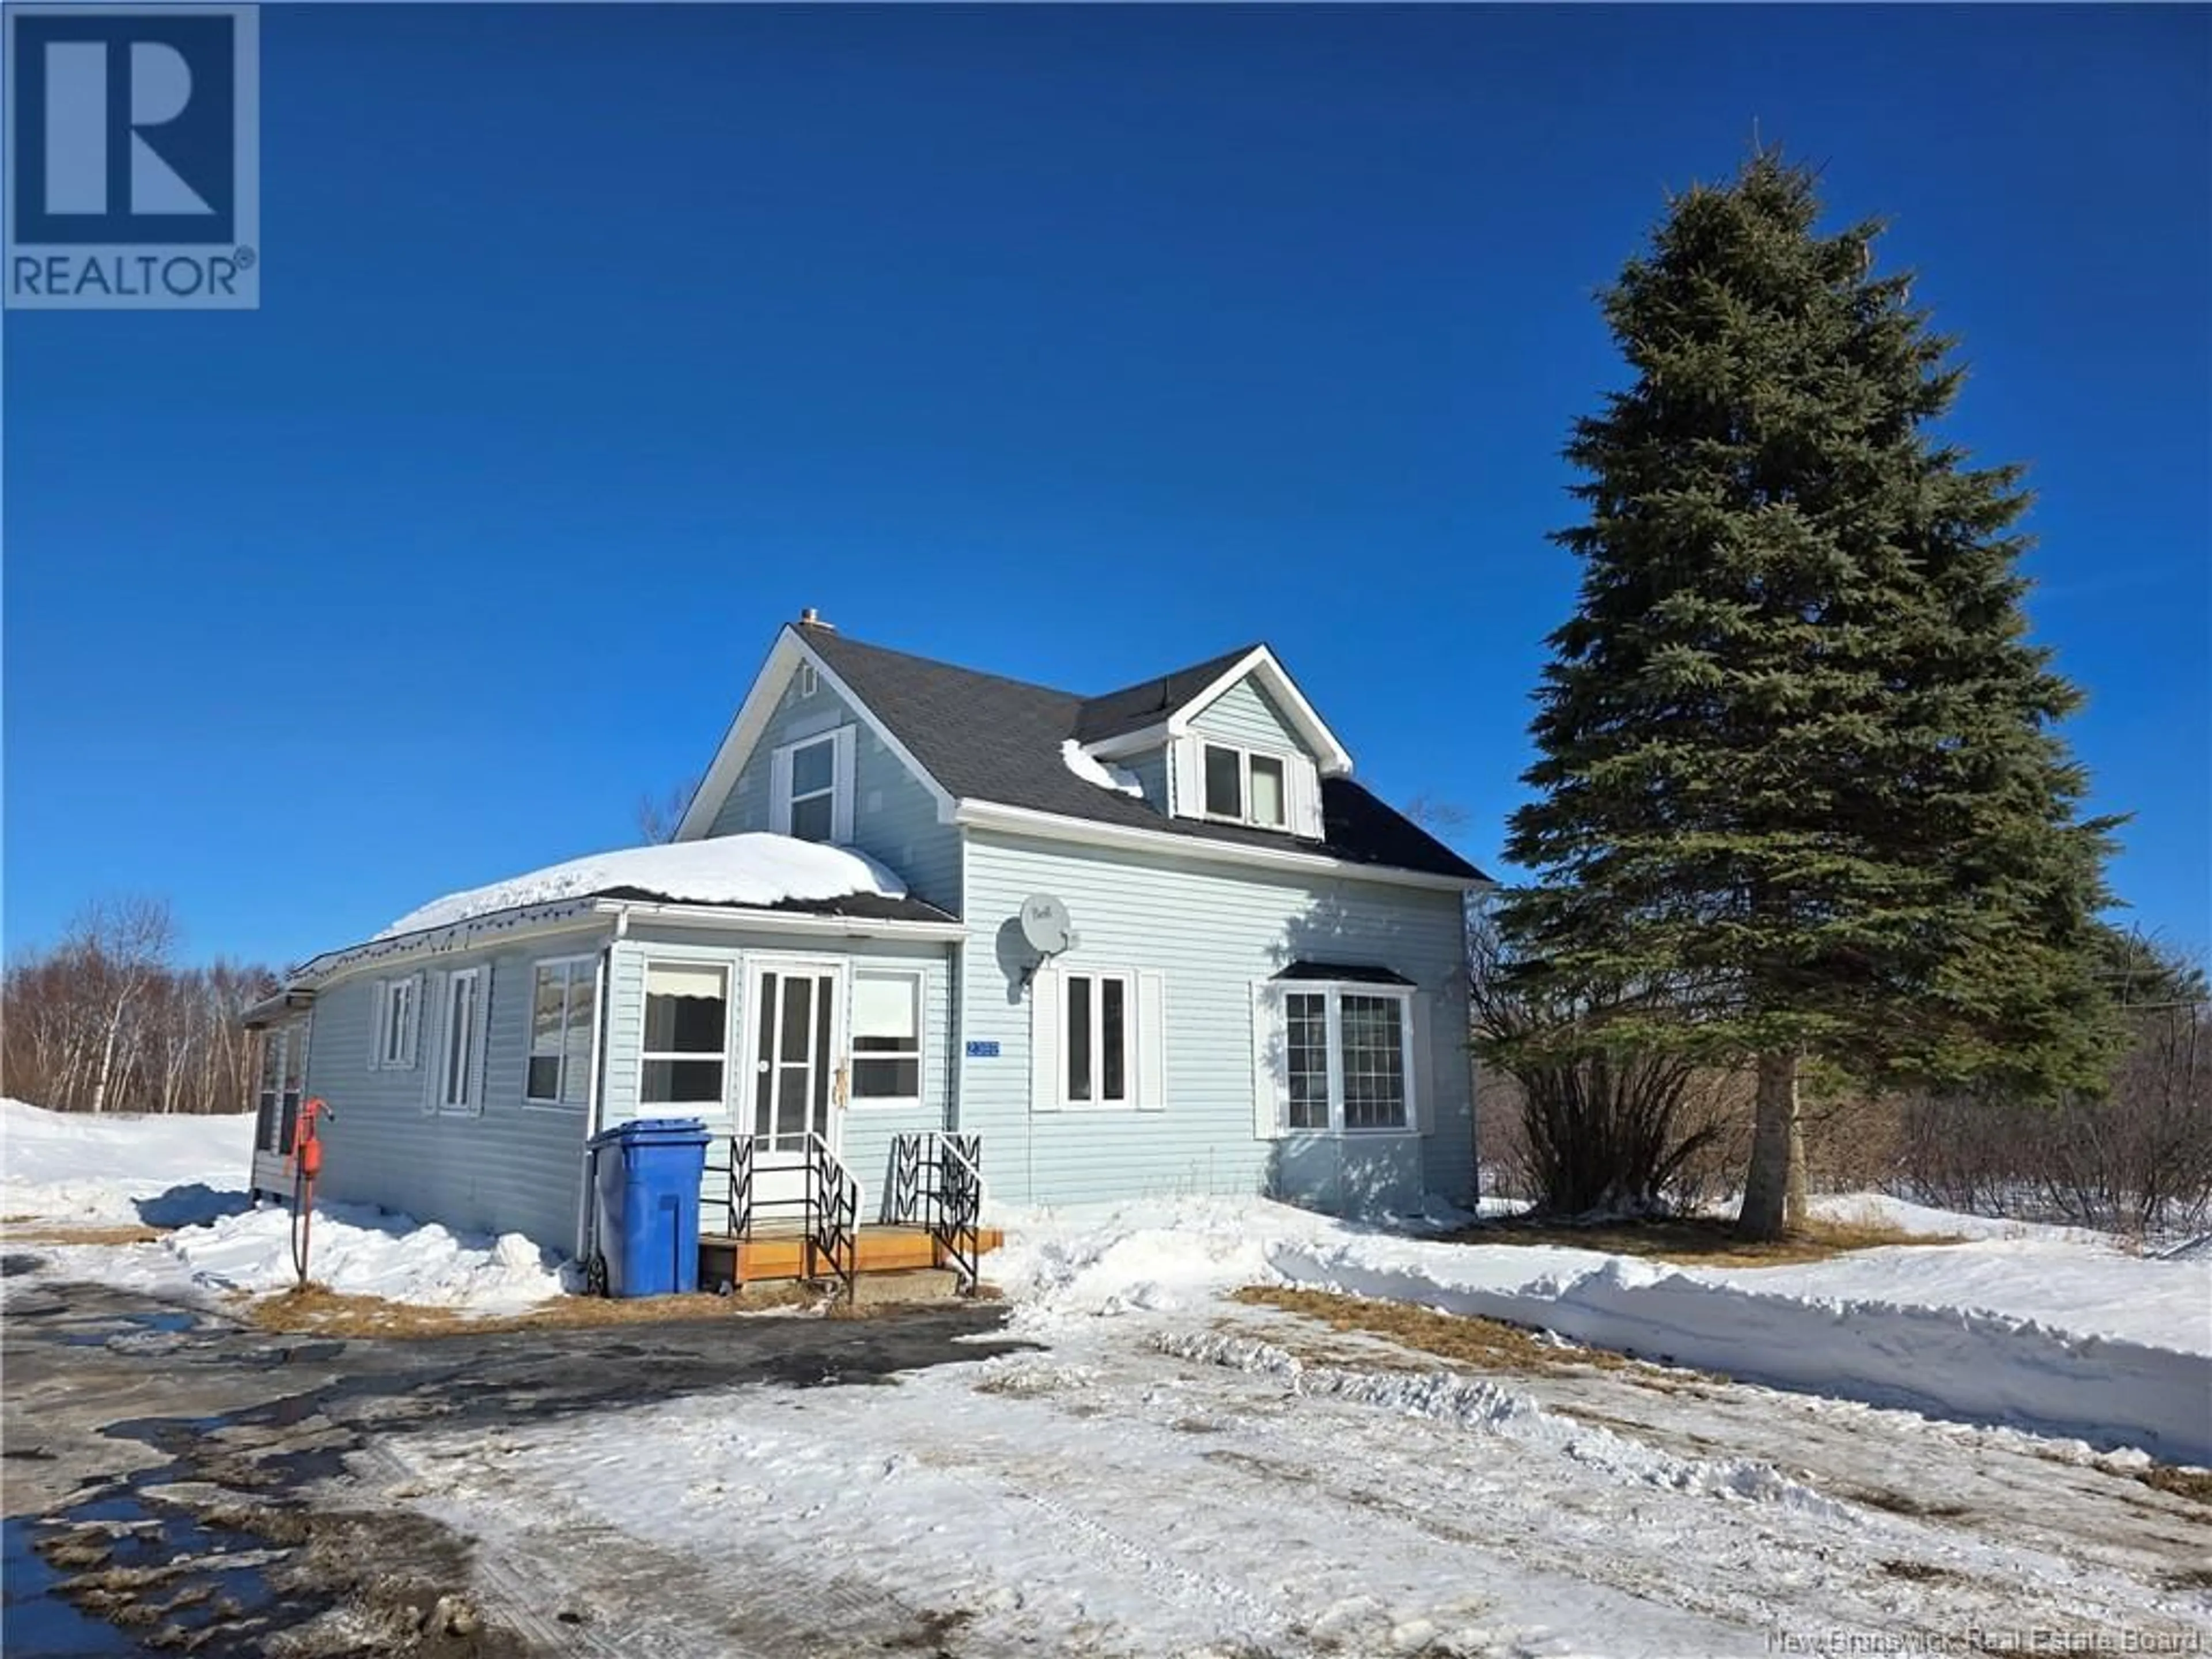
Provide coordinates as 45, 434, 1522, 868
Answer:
599, 922, 954, 1224
1123, 747, 1171, 813
957, 830, 1474, 1213
1189, 676, 1309, 757
301, 929, 612, 1257
702, 668, 961, 913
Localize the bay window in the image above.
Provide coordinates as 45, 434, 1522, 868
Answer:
1262, 979, 1416, 1135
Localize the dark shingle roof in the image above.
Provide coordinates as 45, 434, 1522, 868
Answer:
1074, 642, 1262, 742
593, 885, 958, 926
1274, 961, 1416, 985
800, 624, 1486, 884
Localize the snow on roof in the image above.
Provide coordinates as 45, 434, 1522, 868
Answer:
377, 834, 908, 941
1059, 739, 1144, 800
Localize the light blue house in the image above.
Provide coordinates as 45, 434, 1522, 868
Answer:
244, 612, 1487, 1285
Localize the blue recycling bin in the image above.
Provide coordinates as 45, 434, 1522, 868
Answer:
587, 1117, 710, 1297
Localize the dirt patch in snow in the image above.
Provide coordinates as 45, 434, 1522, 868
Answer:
1233, 1285, 1715, 1385
1438, 1213, 1964, 1266
237, 1281, 824, 1339
2, 1222, 168, 1245
2132, 1463, 2212, 1508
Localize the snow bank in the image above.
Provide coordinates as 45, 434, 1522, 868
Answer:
1, 1099, 253, 1226
990, 1195, 2212, 1465
165, 1200, 566, 1312
379, 833, 908, 939
1156, 1330, 1850, 1517
1058, 740, 1144, 799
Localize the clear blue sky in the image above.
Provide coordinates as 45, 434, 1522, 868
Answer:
6, 5, 2207, 970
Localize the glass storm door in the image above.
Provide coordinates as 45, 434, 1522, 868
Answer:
747, 963, 844, 1220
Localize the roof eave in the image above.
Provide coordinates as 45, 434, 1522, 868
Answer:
954, 798, 1488, 893
586, 898, 967, 942
673, 626, 960, 843
1158, 646, 1355, 777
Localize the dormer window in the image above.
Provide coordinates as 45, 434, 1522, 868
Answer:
1202, 743, 1289, 831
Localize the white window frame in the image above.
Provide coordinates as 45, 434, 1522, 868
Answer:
1199, 741, 1294, 831
848, 966, 925, 1112
523, 955, 596, 1111
1060, 968, 1137, 1111
770, 725, 855, 844
637, 958, 734, 1112
1276, 982, 1416, 1136
372, 975, 419, 1071
796, 660, 819, 699
437, 967, 484, 1115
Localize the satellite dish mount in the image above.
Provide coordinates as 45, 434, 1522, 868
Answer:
1018, 893, 1077, 990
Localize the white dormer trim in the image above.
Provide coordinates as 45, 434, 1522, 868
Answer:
1165, 647, 1353, 778
673, 628, 959, 842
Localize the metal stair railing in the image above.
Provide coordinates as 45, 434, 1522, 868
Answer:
703, 1132, 757, 1238
889, 1131, 988, 1296
804, 1132, 861, 1302
707, 1131, 862, 1300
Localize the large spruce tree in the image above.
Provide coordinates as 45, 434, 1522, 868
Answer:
1502, 151, 2120, 1239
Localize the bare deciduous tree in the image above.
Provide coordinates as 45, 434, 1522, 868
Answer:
1403, 793, 1470, 839
635, 778, 700, 845
2, 896, 275, 1117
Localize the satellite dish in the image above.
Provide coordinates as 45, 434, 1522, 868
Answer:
1020, 893, 1074, 957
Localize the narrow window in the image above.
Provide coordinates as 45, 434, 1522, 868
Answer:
278, 1026, 305, 1150
642, 961, 728, 1106
376, 978, 418, 1070
1248, 755, 1286, 829
786, 735, 837, 842
1100, 978, 1127, 1103
851, 971, 923, 1104
1203, 744, 1243, 818
1066, 974, 1093, 1103
440, 970, 481, 1111
256, 1030, 284, 1152
1284, 992, 1331, 1130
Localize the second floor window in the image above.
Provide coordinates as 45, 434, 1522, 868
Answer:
787, 735, 836, 840
1202, 743, 1290, 831
771, 726, 854, 843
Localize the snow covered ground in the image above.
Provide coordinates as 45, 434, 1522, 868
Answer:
2, 1099, 565, 1313
1, 1096, 255, 1226
9, 1103, 2208, 1654
392, 1229, 2211, 1658
987, 1194, 2212, 1464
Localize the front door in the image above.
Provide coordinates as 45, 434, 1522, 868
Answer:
744, 961, 845, 1224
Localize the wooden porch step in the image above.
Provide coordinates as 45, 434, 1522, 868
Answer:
699, 1224, 1005, 1288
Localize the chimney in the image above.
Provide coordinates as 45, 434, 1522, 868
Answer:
798, 607, 835, 632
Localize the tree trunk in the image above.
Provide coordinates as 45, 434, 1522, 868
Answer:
1738, 1050, 1801, 1240
90, 997, 124, 1115
1786, 1109, 1809, 1226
